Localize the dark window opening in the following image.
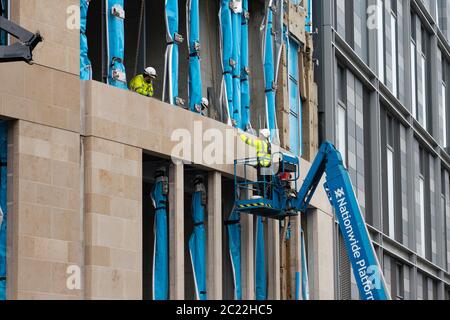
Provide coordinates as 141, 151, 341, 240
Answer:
394, 262, 404, 300
222, 177, 236, 300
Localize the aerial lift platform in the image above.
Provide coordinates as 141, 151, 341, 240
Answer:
234, 141, 391, 300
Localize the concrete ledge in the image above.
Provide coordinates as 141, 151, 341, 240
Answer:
83, 80, 332, 213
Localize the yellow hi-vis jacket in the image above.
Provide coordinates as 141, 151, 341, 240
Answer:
129, 74, 154, 97
240, 134, 271, 167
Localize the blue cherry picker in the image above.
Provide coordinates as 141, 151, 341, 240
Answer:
234, 141, 391, 300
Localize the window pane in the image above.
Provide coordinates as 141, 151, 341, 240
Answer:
377, 0, 385, 82
442, 83, 447, 147
337, 105, 347, 165
387, 148, 395, 237
411, 42, 417, 118
290, 112, 299, 156
395, 263, 404, 300
391, 13, 397, 96
288, 38, 301, 156
420, 55, 427, 129
419, 177, 426, 257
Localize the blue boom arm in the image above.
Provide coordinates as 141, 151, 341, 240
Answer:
293, 141, 391, 300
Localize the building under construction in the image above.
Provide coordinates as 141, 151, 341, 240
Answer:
0, 0, 448, 300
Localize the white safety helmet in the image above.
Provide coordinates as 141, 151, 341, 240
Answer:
201, 97, 209, 108
144, 66, 157, 79
260, 129, 270, 139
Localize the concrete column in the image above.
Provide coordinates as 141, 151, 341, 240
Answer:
169, 162, 184, 300
436, 270, 446, 300
267, 219, 280, 299
288, 215, 302, 300
241, 214, 254, 299
318, 0, 336, 142
207, 171, 222, 299
435, 157, 445, 268
307, 209, 334, 300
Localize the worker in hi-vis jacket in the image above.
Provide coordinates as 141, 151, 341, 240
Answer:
129, 66, 156, 97
240, 129, 272, 197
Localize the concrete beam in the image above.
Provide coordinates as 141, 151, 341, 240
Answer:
169, 162, 184, 299
207, 171, 222, 299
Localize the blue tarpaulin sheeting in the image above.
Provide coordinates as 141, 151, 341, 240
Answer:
240, 0, 251, 131
151, 174, 169, 300
106, 0, 127, 89
255, 216, 266, 300
163, 0, 180, 105
80, 0, 92, 80
219, 0, 234, 125
261, 0, 284, 142
0, 122, 7, 300
306, 0, 312, 33
262, 2, 277, 142
294, 228, 309, 300
189, 182, 207, 300
231, 1, 242, 128
300, 228, 310, 300
226, 209, 242, 300
187, 0, 203, 113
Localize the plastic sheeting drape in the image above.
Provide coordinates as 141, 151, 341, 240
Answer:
0, 122, 7, 300
255, 216, 266, 300
226, 210, 242, 300
151, 176, 169, 300
240, 0, 251, 131
219, 0, 234, 126
305, 0, 312, 33
189, 187, 207, 300
261, 0, 283, 143
80, 0, 92, 80
163, 0, 180, 105
231, 1, 242, 128
300, 228, 310, 300
106, 0, 127, 89
187, 0, 203, 113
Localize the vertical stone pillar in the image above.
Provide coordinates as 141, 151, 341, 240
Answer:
207, 171, 222, 299
307, 209, 334, 299
267, 219, 281, 299
84, 137, 142, 299
169, 162, 184, 299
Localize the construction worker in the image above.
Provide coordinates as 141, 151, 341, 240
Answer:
240, 129, 272, 197
129, 66, 156, 97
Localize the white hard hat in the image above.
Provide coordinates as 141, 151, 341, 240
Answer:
144, 67, 157, 78
201, 97, 209, 107
260, 129, 270, 139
